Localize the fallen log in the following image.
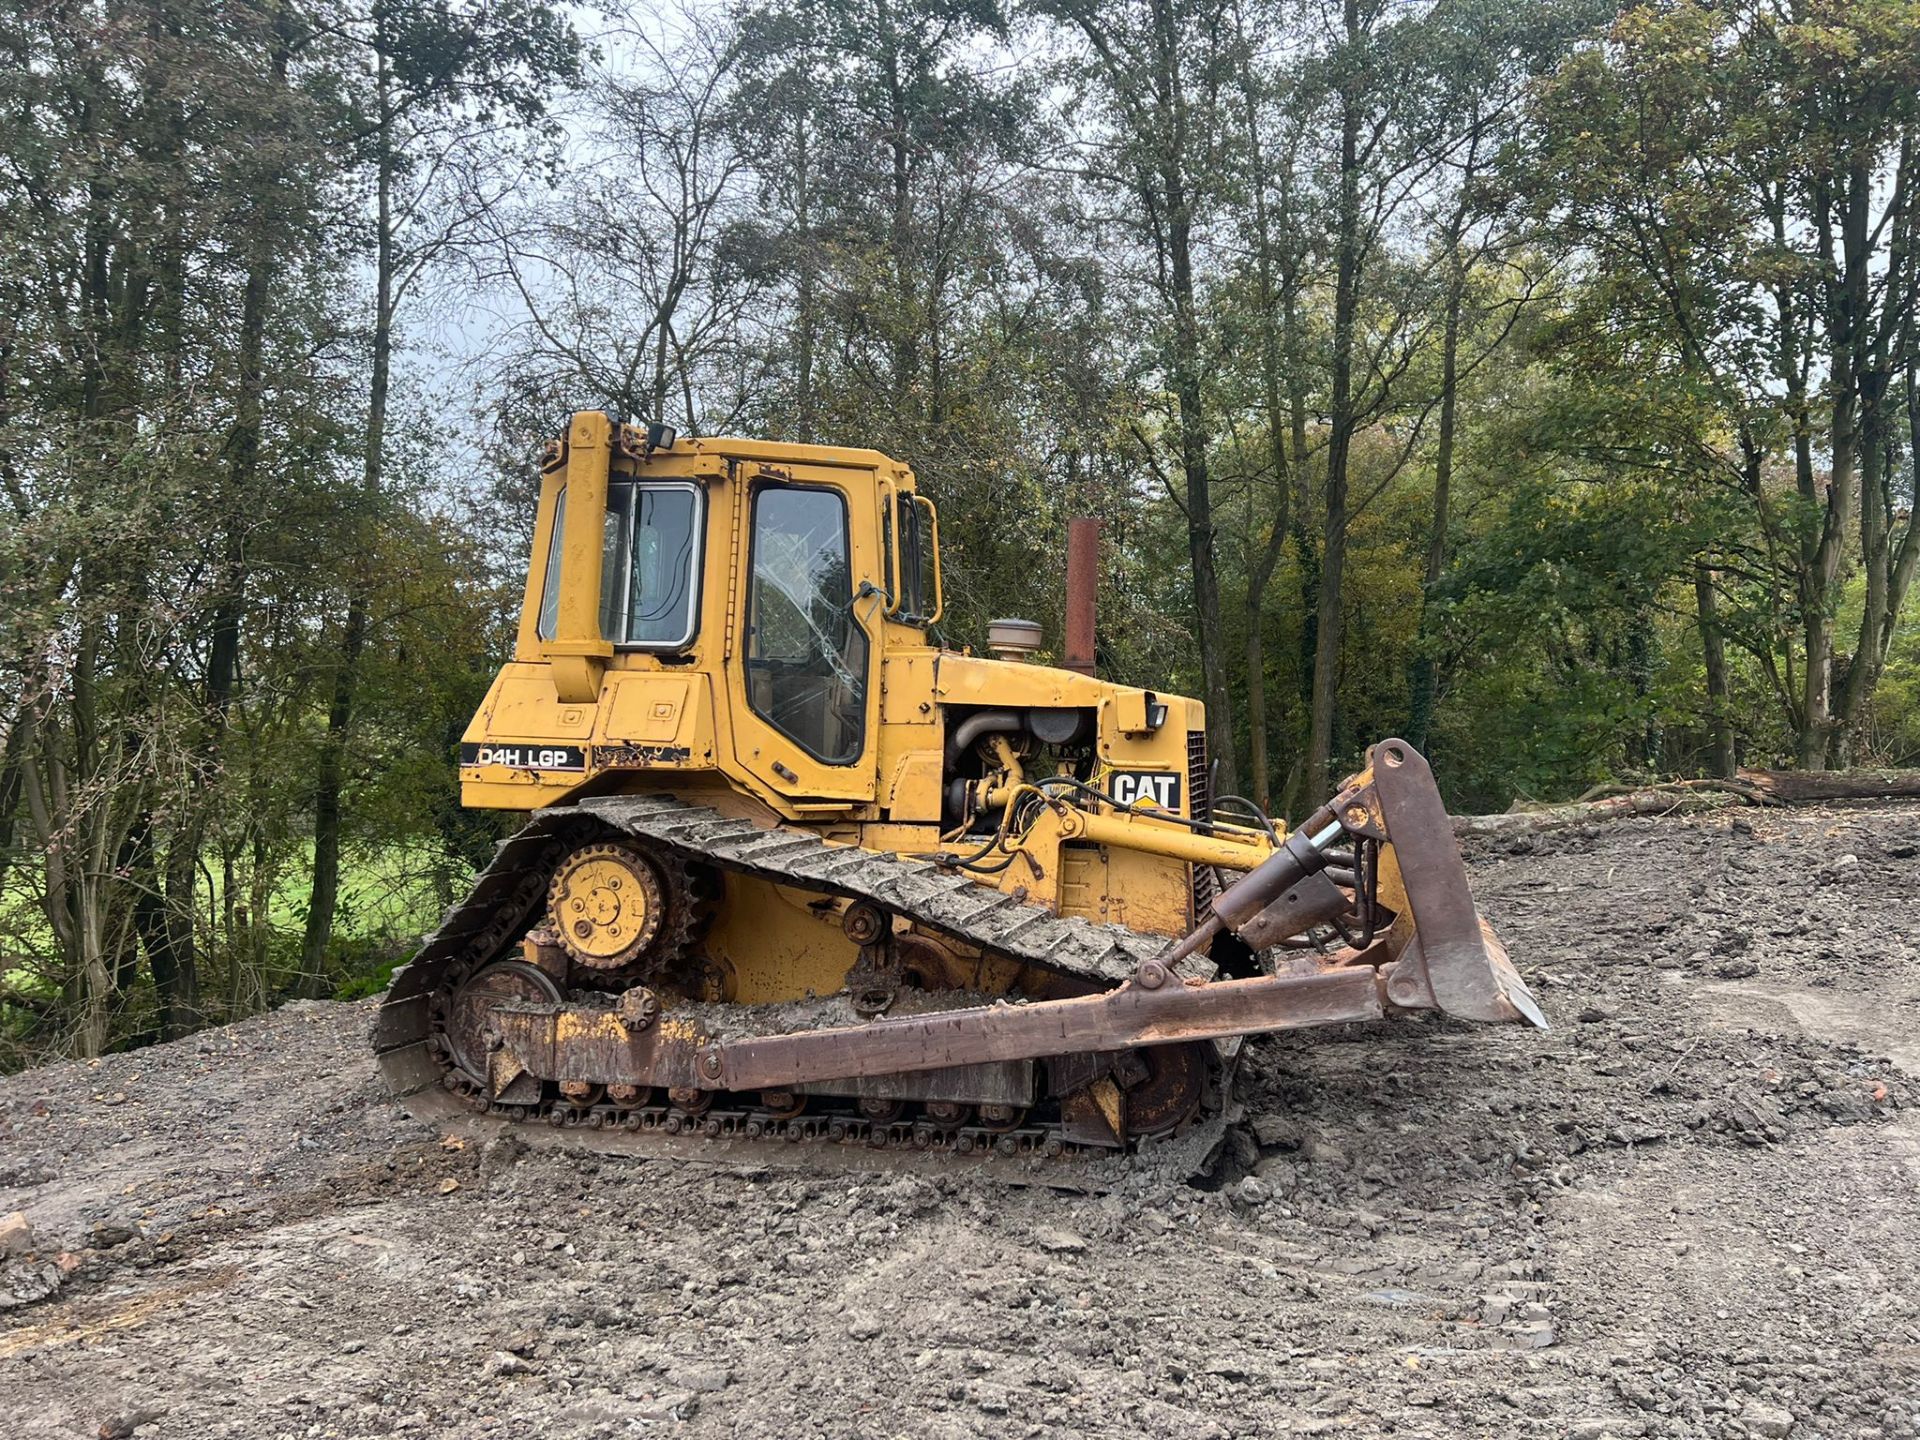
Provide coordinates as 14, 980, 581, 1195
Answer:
1733, 767, 1920, 804
1453, 766, 1920, 838
1452, 787, 1745, 839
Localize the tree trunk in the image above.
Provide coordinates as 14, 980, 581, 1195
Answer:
1153, 9, 1236, 797
1232, 0, 1293, 812
301, 42, 394, 998
1738, 766, 1920, 804
793, 112, 815, 443
1304, 0, 1363, 806
1834, 144, 1918, 749
1799, 158, 1871, 768
876, 0, 916, 418
1694, 563, 1736, 778
1305, 477, 1347, 806
1408, 259, 1462, 754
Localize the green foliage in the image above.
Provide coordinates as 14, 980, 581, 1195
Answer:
4, 0, 1919, 1072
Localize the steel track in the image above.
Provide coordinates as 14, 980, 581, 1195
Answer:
374, 794, 1232, 1176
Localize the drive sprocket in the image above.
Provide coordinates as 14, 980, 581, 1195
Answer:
545, 838, 706, 980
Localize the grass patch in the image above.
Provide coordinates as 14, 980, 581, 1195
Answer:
1, 840, 469, 1004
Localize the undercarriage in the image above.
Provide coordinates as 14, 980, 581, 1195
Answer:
375, 746, 1545, 1178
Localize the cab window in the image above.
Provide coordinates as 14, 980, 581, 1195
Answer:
745, 485, 868, 764
536, 487, 567, 641
535, 481, 702, 648
601, 481, 701, 647
896, 495, 927, 621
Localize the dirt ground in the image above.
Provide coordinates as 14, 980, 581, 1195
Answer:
3, 802, 1919, 1439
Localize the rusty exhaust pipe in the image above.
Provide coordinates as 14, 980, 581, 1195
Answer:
1064, 518, 1098, 676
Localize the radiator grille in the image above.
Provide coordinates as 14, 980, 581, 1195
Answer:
1187, 729, 1218, 925
1186, 729, 1212, 821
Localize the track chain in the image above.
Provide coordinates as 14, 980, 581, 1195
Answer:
376, 795, 1228, 1169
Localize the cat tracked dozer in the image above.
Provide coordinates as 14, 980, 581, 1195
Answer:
374, 412, 1544, 1174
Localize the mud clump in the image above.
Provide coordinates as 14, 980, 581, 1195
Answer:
3, 802, 1920, 1437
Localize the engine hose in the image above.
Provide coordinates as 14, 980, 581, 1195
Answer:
945, 709, 1025, 766
914, 830, 1007, 870
1211, 794, 1280, 842
953, 849, 1021, 875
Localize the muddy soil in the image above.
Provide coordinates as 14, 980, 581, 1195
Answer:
3, 802, 1919, 1439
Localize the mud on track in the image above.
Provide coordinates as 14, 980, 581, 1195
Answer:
3, 801, 1919, 1439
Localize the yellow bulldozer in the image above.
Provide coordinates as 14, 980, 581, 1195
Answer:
375, 411, 1543, 1170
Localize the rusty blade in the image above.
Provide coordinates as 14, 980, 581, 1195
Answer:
715, 967, 1385, 1091
491, 967, 1387, 1094
1368, 738, 1546, 1029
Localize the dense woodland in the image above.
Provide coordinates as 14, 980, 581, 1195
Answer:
3, 0, 1919, 1060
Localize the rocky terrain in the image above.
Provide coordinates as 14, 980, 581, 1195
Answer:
2, 801, 1918, 1439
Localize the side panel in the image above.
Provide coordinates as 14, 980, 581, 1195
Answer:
876, 648, 944, 822
996, 812, 1198, 942
458, 663, 594, 807
594, 672, 718, 769
458, 665, 721, 808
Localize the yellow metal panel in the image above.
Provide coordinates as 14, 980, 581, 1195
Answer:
461, 777, 578, 807
593, 673, 718, 769
1059, 843, 1103, 919
459, 664, 597, 805
604, 674, 692, 743
475, 666, 596, 740
933, 652, 1113, 707
969, 813, 1200, 941
1096, 694, 1192, 778
856, 822, 943, 855
1112, 690, 1153, 736
701, 873, 854, 1002
882, 751, 943, 820
878, 650, 942, 821
1101, 845, 1194, 936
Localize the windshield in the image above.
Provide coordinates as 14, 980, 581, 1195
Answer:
745, 485, 868, 764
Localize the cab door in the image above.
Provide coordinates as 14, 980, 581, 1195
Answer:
726, 465, 882, 803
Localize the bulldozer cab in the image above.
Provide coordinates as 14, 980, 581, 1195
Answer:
463, 411, 941, 814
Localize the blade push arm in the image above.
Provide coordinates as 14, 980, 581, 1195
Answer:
486, 741, 1543, 1102
1128, 739, 1545, 1028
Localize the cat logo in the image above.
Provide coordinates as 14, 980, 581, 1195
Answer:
1108, 770, 1181, 811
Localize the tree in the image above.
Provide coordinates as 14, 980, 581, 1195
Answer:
1525, 0, 1920, 769
299, 0, 578, 996
1037, 0, 1242, 795
486, 1, 770, 436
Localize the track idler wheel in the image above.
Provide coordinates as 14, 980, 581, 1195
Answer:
547, 840, 670, 973
441, 959, 563, 1102
1123, 1042, 1207, 1137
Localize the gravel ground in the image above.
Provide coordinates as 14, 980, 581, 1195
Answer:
2, 801, 1918, 1439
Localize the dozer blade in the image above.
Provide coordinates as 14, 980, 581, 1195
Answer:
1357, 739, 1545, 1028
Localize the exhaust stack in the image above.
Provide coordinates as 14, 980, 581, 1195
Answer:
1064, 518, 1099, 675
